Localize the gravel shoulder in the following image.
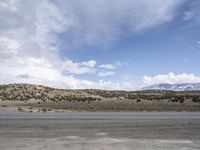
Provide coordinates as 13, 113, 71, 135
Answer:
0, 99, 200, 112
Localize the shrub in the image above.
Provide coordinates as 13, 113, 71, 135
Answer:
137, 99, 141, 103
192, 96, 200, 103
179, 98, 185, 104
17, 107, 23, 111
42, 108, 47, 112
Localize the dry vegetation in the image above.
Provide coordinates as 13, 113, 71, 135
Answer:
0, 83, 200, 111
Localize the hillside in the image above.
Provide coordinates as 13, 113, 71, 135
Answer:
0, 83, 200, 112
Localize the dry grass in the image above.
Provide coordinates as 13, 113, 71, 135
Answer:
0, 83, 200, 111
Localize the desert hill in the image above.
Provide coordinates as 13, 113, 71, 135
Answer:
0, 83, 200, 112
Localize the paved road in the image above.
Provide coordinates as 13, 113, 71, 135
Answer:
0, 112, 200, 150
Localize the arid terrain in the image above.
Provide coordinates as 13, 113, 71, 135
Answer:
0, 84, 200, 112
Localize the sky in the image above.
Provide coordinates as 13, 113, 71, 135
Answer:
0, 0, 200, 90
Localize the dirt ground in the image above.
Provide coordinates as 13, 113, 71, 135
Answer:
0, 99, 200, 112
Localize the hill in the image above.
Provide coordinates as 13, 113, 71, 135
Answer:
0, 83, 200, 112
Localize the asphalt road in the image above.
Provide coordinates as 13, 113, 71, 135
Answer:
0, 112, 200, 150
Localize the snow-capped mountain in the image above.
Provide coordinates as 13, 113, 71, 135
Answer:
142, 83, 200, 91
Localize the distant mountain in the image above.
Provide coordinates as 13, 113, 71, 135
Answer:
142, 83, 200, 91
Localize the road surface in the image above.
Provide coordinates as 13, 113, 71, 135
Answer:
0, 112, 200, 150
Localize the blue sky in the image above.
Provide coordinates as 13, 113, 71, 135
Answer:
0, 0, 200, 90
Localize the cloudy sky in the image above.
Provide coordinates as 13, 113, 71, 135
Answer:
0, 0, 200, 90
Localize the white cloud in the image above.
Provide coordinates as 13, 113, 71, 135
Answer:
0, 0, 186, 90
63, 59, 96, 74
81, 60, 96, 68
98, 71, 115, 77
0, 0, 97, 89
98, 61, 127, 70
143, 72, 200, 85
56, 0, 182, 48
0, 0, 67, 62
0, 57, 96, 89
99, 64, 116, 70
